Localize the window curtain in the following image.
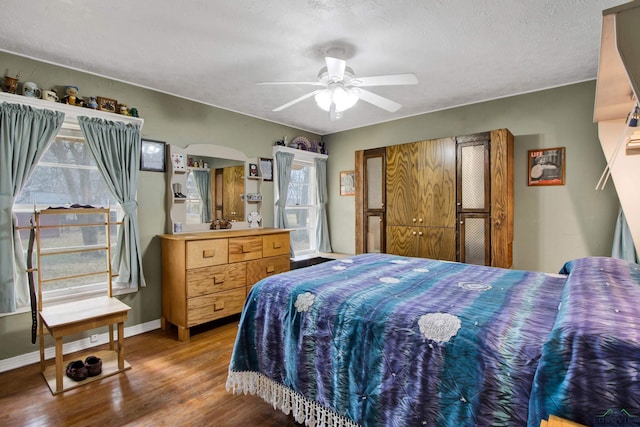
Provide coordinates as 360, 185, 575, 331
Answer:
274, 151, 294, 230
314, 157, 332, 252
78, 116, 146, 290
612, 206, 639, 263
0, 103, 64, 313
192, 169, 212, 223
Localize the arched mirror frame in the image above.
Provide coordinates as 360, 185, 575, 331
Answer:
167, 144, 259, 233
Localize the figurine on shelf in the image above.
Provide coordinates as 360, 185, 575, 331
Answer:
129, 107, 139, 117
3, 73, 20, 94
87, 96, 98, 109
210, 218, 232, 230
62, 86, 84, 107
118, 104, 128, 115
319, 142, 327, 155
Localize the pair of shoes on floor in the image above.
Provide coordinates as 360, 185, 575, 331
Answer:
65, 356, 102, 382
174, 192, 187, 198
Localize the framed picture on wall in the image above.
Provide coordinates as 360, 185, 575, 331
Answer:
259, 157, 273, 181
340, 170, 355, 196
140, 139, 166, 172
527, 147, 565, 186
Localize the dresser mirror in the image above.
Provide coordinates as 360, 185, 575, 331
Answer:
168, 144, 259, 233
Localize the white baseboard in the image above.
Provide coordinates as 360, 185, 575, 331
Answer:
0, 319, 161, 373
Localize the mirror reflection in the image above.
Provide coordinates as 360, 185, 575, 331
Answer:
185, 157, 245, 225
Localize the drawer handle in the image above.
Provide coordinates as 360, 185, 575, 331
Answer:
213, 276, 225, 284
214, 301, 225, 311
242, 244, 252, 253
202, 250, 215, 258
272, 242, 282, 249
266, 265, 275, 274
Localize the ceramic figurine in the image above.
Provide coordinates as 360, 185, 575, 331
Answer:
62, 86, 83, 106
118, 104, 128, 115
3, 75, 19, 94
129, 107, 139, 117
87, 96, 98, 109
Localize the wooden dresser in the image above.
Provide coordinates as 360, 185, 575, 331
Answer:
160, 228, 290, 341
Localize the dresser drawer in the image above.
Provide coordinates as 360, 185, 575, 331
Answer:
186, 262, 246, 298
186, 239, 228, 269
263, 233, 290, 258
247, 254, 290, 288
187, 288, 246, 327
229, 236, 263, 263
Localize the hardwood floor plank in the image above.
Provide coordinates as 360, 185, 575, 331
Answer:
0, 316, 299, 427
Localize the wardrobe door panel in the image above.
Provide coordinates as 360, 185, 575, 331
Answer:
386, 142, 419, 226
419, 138, 456, 228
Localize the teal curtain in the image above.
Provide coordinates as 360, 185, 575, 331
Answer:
274, 151, 294, 230
193, 169, 212, 223
314, 157, 332, 252
78, 116, 146, 289
612, 207, 639, 263
0, 103, 64, 313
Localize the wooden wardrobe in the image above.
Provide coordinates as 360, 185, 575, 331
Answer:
355, 129, 513, 268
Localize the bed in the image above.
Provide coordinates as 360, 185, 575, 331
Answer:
226, 253, 640, 426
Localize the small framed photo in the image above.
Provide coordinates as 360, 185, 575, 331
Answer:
249, 163, 259, 177
340, 170, 355, 196
527, 147, 565, 186
97, 96, 118, 113
140, 139, 166, 172
259, 157, 273, 181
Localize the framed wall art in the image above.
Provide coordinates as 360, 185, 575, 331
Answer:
140, 139, 167, 172
340, 170, 355, 196
527, 147, 565, 186
259, 157, 273, 181
97, 96, 118, 113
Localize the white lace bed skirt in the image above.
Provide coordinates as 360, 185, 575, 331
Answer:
226, 371, 362, 427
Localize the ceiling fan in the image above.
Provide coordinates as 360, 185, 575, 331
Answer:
258, 56, 418, 120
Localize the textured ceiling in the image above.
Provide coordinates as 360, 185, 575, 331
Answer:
0, 0, 626, 135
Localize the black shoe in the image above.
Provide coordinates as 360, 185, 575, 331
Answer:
84, 356, 102, 377
66, 360, 88, 381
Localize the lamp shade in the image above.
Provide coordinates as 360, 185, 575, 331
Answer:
315, 86, 359, 112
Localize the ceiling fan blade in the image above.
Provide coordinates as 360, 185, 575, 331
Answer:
325, 56, 346, 80
352, 73, 418, 87
257, 81, 323, 86
358, 89, 402, 112
272, 89, 322, 112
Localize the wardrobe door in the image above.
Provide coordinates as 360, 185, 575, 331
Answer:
456, 136, 490, 265
386, 142, 420, 227
417, 137, 457, 229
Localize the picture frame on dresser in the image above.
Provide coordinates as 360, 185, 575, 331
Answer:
140, 139, 167, 172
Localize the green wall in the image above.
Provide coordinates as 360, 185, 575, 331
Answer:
324, 81, 620, 273
0, 51, 620, 362
0, 51, 319, 361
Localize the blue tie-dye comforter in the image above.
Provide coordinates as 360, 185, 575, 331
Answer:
227, 254, 640, 426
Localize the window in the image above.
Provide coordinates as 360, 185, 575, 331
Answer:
285, 158, 318, 258
185, 171, 203, 224
13, 123, 123, 305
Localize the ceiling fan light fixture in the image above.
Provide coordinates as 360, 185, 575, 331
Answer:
314, 86, 359, 113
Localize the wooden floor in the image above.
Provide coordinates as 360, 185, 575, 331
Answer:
0, 316, 300, 427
